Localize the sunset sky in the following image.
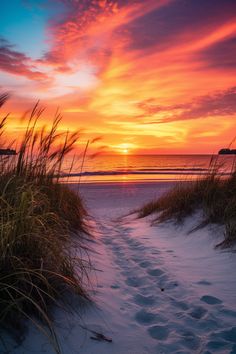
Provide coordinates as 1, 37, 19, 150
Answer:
1, 0, 236, 154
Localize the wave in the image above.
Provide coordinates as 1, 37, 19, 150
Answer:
60, 167, 230, 178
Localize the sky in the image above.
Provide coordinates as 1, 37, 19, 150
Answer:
1, 0, 236, 154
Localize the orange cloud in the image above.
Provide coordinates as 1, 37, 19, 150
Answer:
2, 0, 236, 154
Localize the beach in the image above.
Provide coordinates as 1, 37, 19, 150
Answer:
5, 181, 236, 354
3, 0, 236, 352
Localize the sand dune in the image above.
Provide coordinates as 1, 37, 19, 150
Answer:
3, 182, 236, 353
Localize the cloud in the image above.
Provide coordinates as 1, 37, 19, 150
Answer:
0, 38, 48, 80
123, 0, 236, 52
40, 0, 171, 68
3, 0, 236, 153
137, 87, 236, 123
198, 37, 236, 70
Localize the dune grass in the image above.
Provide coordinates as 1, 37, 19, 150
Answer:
138, 158, 236, 248
0, 94, 91, 353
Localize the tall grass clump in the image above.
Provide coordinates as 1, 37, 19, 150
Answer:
138, 157, 236, 248
0, 94, 91, 353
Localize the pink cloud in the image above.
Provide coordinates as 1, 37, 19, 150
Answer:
0, 39, 48, 81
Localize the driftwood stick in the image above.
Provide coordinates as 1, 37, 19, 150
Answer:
80, 325, 113, 343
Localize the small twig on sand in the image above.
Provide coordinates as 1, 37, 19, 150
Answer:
90, 333, 113, 342
80, 325, 112, 343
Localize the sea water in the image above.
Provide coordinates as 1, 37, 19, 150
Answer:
60, 154, 236, 183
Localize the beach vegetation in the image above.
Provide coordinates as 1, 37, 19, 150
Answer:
0, 93, 91, 353
138, 157, 236, 248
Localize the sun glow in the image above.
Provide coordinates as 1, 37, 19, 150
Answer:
114, 143, 136, 155
122, 148, 129, 154
2, 0, 236, 154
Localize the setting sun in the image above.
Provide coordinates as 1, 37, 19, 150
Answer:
114, 143, 135, 155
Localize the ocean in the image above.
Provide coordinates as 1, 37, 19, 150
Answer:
60, 154, 236, 183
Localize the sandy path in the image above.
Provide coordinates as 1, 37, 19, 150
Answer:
95, 213, 236, 354
3, 182, 236, 353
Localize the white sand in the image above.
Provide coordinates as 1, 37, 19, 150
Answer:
3, 181, 236, 353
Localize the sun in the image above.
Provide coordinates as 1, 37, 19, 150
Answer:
122, 148, 129, 154
114, 143, 136, 155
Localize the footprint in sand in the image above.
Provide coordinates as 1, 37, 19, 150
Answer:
218, 326, 236, 343
196, 316, 220, 331
133, 293, 156, 306
147, 268, 164, 277
220, 308, 236, 318
135, 310, 166, 326
135, 309, 156, 325
139, 260, 152, 268
188, 305, 208, 319
207, 340, 231, 352
164, 280, 179, 290
110, 284, 120, 289
197, 279, 212, 286
171, 299, 189, 311
179, 330, 201, 350
148, 325, 170, 340
201, 295, 223, 305
125, 276, 146, 288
